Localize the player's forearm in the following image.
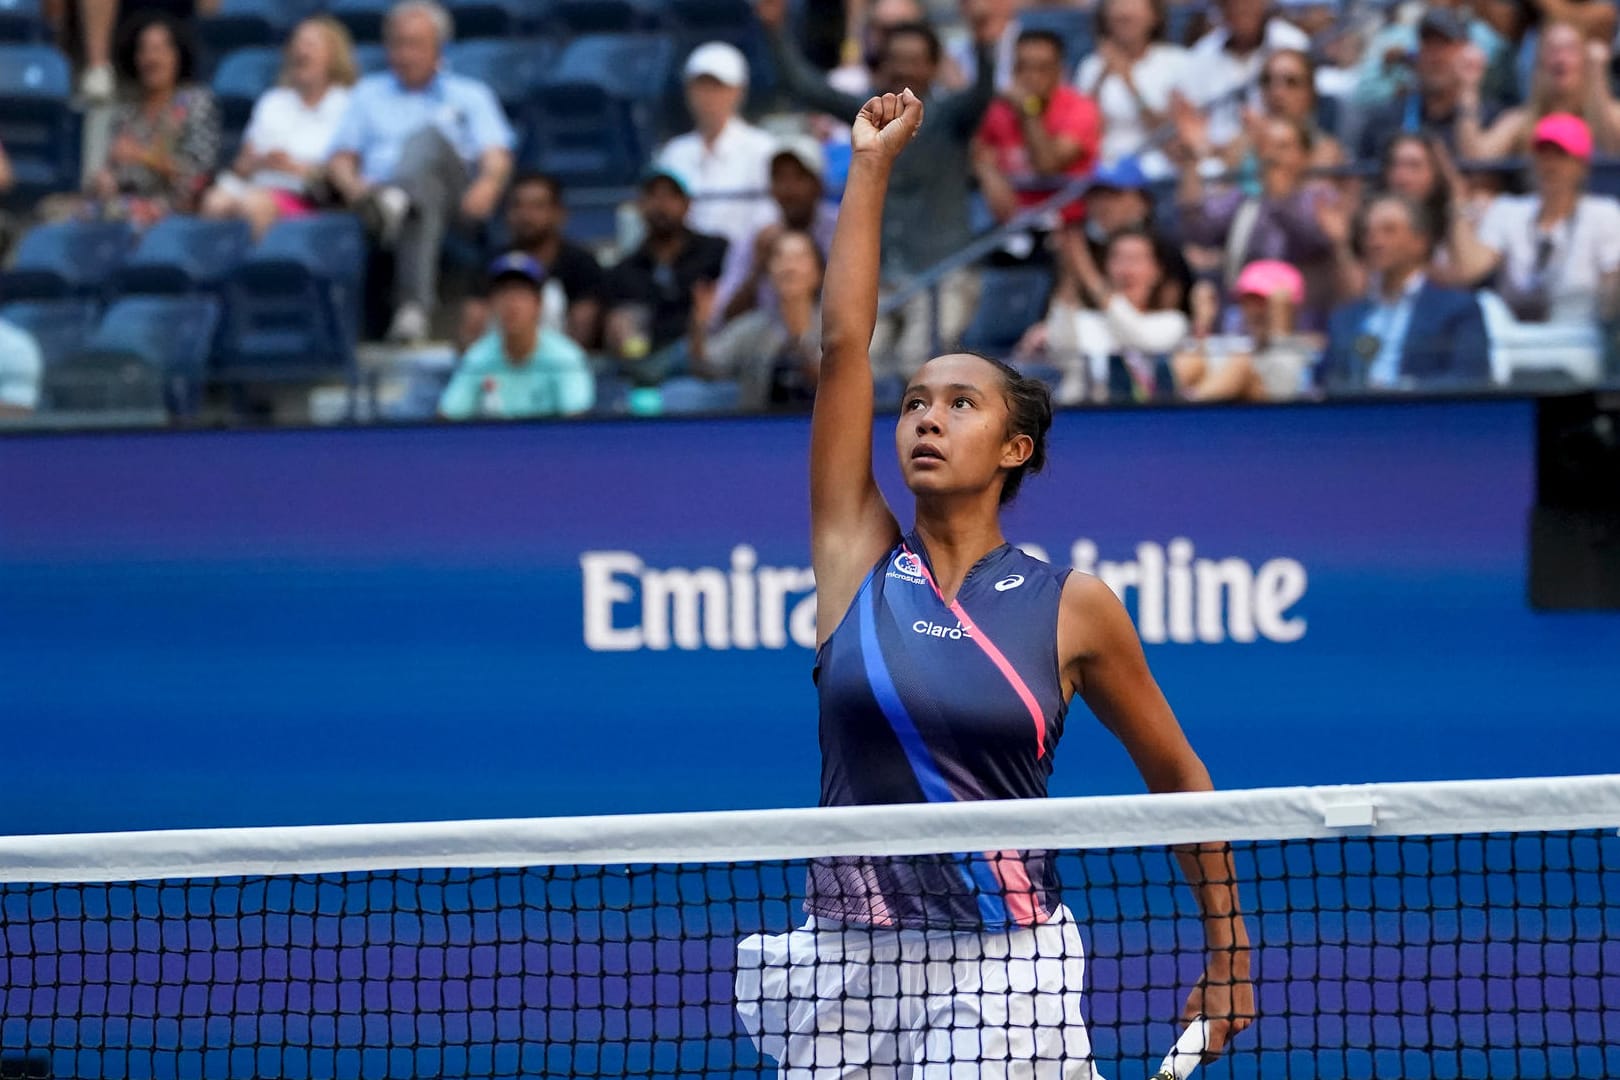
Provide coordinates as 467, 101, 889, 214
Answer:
821, 155, 890, 360
1174, 844, 1251, 955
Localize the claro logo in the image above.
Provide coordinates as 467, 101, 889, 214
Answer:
581, 538, 1308, 652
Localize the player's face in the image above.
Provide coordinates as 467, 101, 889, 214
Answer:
896, 354, 1027, 503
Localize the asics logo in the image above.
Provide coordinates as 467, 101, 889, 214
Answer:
994, 574, 1025, 592
912, 620, 972, 640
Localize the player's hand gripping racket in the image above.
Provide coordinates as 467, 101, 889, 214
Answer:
1149, 1017, 1213, 1080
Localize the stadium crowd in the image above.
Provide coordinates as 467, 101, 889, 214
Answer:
0, 0, 1618, 421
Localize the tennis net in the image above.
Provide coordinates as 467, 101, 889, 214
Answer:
1, 775, 1616, 1079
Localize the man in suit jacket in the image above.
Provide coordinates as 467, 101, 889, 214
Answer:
1319, 194, 1492, 391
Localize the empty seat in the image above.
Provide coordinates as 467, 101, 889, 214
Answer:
0, 299, 100, 371
0, 44, 78, 205
0, 0, 45, 43
3, 221, 134, 301
42, 351, 167, 413
220, 213, 366, 381
211, 46, 283, 146
957, 265, 1052, 358
117, 216, 254, 294
198, 0, 316, 55
443, 38, 554, 118
329, 0, 391, 42
526, 34, 674, 187
447, 0, 552, 37
552, 0, 665, 35
59, 295, 221, 413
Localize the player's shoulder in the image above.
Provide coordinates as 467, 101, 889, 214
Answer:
998, 545, 1072, 593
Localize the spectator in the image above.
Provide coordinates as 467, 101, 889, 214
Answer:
758, 0, 999, 374
1178, 116, 1337, 328
1179, 0, 1310, 159
43, 12, 219, 227
1256, 49, 1346, 170
326, 0, 515, 345
1076, 158, 1192, 295
0, 313, 43, 417
1319, 193, 1490, 391
1460, 22, 1620, 160
695, 229, 825, 411
718, 137, 839, 323
1174, 260, 1314, 401
1452, 114, 1620, 384
1352, 0, 1510, 116
1074, 0, 1187, 178
0, 140, 11, 195
1323, 133, 1484, 296
828, 0, 928, 96
1357, 10, 1496, 162
603, 167, 729, 386
199, 16, 357, 239
655, 43, 779, 263
972, 28, 1100, 254
1043, 225, 1188, 403
438, 253, 594, 420
944, 0, 1020, 92
456, 173, 604, 352
55, 0, 224, 101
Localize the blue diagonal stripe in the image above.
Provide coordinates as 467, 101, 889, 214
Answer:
858, 582, 1009, 929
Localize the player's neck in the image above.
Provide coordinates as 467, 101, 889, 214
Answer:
910, 501, 1007, 598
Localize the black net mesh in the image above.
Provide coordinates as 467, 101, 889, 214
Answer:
1, 830, 1617, 1079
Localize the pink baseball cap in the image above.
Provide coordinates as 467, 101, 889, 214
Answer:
1233, 260, 1305, 304
1532, 113, 1593, 161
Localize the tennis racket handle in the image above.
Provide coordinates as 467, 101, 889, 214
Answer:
1153, 1017, 1212, 1080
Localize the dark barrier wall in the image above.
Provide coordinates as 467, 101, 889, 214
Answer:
3, 399, 1617, 836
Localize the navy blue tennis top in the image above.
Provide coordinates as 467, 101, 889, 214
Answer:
808, 531, 1073, 931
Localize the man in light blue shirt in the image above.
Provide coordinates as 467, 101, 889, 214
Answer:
327, 0, 515, 345
439, 253, 595, 420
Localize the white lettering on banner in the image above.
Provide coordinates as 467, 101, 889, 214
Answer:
582, 546, 816, 653
581, 538, 1307, 652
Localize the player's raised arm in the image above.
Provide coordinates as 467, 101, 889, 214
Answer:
809, 90, 922, 645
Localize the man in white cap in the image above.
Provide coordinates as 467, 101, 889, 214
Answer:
655, 41, 779, 263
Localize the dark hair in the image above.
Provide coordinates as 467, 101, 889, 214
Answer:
1379, 132, 1452, 243
1096, 0, 1168, 44
1366, 191, 1439, 257
967, 353, 1053, 506
1016, 28, 1067, 61
883, 21, 942, 65
1102, 224, 1182, 310
509, 170, 564, 204
115, 11, 196, 88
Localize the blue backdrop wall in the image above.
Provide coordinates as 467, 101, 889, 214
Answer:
2, 399, 1616, 836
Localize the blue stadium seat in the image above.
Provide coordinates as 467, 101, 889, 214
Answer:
210, 46, 283, 159
958, 265, 1053, 357
561, 185, 632, 246
220, 213, 366, 382
118, 216, 254, 294
69, 295, 222, 413
1589, 158, 1620, 200
198, 0, 316, 55
0, 0, 45, 42
0, 44, 79, 206
353, 42, 389, 75
447, 0, 552, 38
1016, 8, 1095, 75
3, 221, 135, 301
552, 0, 665, 34
444, 38, 554, 118
659, 375, 740, 413
329, 0, 391, 42
0, 299, 101, 372
592, 371, 629, 414
42, 351, 167, 413
526, 34, 674, 186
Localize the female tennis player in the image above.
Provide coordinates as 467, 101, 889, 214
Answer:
735, 91, 1254, 1079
